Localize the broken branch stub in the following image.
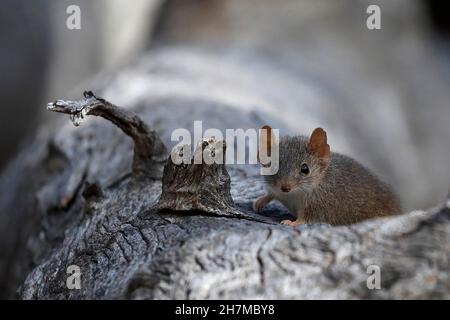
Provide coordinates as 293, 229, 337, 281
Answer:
47, 92, 268, 222
154, 138, 269, 222
47, 91, 167, 179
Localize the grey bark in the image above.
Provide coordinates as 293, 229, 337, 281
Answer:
1, 47, 449, 299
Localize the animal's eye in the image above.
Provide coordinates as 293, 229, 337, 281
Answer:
300, 163, 310, 175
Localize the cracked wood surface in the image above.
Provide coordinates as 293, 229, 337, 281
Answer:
0, 49, 449, 299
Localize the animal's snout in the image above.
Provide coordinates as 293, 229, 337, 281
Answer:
281, 184, 291, 192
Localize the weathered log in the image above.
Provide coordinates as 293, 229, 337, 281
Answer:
0, 49, 449, 300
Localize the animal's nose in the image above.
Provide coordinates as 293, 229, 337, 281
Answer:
281, 185, 291, 192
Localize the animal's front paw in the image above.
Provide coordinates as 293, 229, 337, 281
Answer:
253, 194, 274, 212
253, 198, 265, 212
281, 219, 306, 227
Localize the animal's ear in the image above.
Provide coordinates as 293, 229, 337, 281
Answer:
258, 125, 278, 165
308, 127, 330, 167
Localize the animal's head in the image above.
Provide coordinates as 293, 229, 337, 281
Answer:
259, 126, 330, 193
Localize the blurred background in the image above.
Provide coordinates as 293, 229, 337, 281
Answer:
1, 0, 450, 211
